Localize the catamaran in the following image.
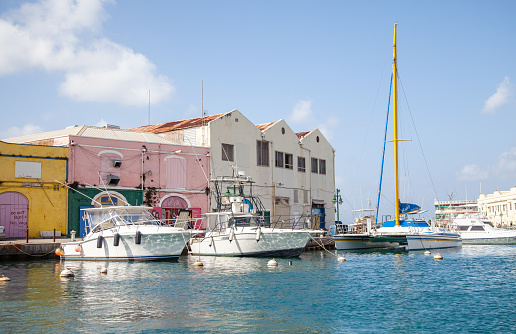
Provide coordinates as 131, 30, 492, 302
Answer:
334, 23, 462, 251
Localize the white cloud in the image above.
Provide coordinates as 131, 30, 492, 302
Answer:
458, 147, 516, 181
95, 118, 107, 127
289, 100, 314, 124
1, 124, 44, 139
288, 100, 340, 142
0, 0, 173, 107
457, 164, 488, 181
481, 76, 514, 114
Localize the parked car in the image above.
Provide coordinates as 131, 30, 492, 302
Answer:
0, 226, 5, 238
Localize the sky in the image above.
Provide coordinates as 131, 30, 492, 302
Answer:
0, 0, 515, 223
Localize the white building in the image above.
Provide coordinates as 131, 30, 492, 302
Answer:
477, 186, 516, 227
131, 109, 336, 229
434, 200, 477, 225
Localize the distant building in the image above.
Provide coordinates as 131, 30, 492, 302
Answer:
131, 109, 336, 229
434, 199, 477, 225
4, 126, 209, 236
477, 187, 516, 227
0, 140, 68, 238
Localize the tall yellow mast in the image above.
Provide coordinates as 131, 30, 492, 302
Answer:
393, 23, 400, 226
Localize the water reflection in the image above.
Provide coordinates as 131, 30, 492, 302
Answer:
1, 248, 516, 333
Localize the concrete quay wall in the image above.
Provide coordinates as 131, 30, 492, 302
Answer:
0, 238, 69, 260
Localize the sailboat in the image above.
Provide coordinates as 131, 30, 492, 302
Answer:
334, 23, 462, 251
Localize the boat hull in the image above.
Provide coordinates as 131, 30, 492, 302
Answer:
460, 236, 516, 245
406, 234, 462, 251
190, 230, 315, 257
334, 234, 407, 250
61, 230, 191, 261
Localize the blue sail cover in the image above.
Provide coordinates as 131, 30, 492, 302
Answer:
399, 202, 421, 214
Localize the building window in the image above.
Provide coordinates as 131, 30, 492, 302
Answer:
221, 143, 234, 162
285, 154, 293, 169
294, 189, 299, 203
319, 159, 326, 175
311, 158, 318, 173
257, 140, 269, 166
275, 151, 284, 168
298, 157, 306, 172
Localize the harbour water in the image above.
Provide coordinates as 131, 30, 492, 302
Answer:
2, 245, 516, 333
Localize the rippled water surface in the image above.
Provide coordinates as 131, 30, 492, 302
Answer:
2, 245, 516, 333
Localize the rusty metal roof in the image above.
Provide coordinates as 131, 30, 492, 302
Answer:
256, 122, 277, 131
129, 113, 227, 133
296, 131, 310, 139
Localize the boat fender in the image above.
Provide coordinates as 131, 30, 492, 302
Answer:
229, 228, 235, 242
97, 236, 103, 248
113, 233, 120, 246
135, 231, 142, 244
74, 245, 82, 253
209, 236, 214, 247
55, 247, 64, 256
256, 227, 261, 242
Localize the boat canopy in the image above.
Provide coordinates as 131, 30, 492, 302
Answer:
85, 206, 160, 231
399, 203, 421, 215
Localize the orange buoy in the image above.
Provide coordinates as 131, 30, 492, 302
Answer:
75, 245, 82, 253
55, 248, 64, 256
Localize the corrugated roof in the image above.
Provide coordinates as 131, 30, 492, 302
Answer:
296, 131, 310, 139
129, 113, 227, 133
78, 127, 175, 144
2, 126, 86, 143
256, 122, 277, 131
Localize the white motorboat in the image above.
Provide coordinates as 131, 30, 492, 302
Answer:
333, 23, 461, 251
452, 213, 516, 244
59, 206, 194, 261
190, 173, 317, 257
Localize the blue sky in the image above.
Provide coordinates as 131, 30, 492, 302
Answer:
0, 0, 515, 222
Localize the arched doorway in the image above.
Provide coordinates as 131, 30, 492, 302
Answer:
0, 192, 29, 238
161, 195, 189, 222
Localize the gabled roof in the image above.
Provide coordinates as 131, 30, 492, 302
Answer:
128, 113, 227, 133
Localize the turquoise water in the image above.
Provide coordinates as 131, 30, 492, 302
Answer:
1, 245, 516, 333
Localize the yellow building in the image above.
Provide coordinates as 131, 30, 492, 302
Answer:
0, 140, 68, 238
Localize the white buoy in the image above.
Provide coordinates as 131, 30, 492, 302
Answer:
433, 253, 443, 260
60, 268, 74, 277
337, 256, 346, 262
424, 250, 431, 255
256, 227, 262, 242
193, 260, 204, 267
267, 258, 278, 267
100, 268, 108, 274
0, 275, 11, 281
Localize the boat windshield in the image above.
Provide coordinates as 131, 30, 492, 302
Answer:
456, 226, 469, 231
484, 221, 494, 227
86, 207, 160, 232
228, 216, 260, 228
